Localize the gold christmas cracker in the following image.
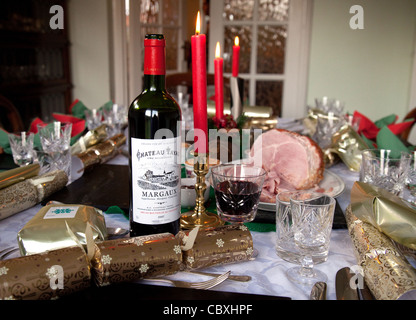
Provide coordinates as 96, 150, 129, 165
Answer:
350, 181, 416, 250
17, 204, 107, 256
328, 124, 367, 171
0, 245, 90, 300
91, 233, 182, 287
0, 170, 68, 221
70, 124, 108, 155
0, 163, 40, 190
345, 205, 416, 300
178, 224, 254, 270
76, 133, 126, 171
1, 225, 257, 300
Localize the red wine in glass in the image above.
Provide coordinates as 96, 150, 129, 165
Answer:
214, 180, 262, 223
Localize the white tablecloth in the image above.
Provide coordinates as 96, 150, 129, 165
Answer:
0, 151, 360, 300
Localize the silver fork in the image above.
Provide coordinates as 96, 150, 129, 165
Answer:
0, 247, 19, 260
142, 271, 231, 289
186, 270, 251, 282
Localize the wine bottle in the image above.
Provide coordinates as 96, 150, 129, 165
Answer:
128, 34, 182, 237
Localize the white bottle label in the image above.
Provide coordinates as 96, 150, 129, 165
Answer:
131, 137, 181, 225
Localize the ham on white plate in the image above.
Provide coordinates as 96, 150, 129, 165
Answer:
249, 129, 325, 203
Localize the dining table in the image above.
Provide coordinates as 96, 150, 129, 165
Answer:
0, 123, 365, 302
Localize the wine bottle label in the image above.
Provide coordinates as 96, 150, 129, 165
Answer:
131, 137, 181, 225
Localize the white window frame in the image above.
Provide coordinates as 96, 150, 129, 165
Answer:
109, 0, 186, 106
208, 0, 313, 118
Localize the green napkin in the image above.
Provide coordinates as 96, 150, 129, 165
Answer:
376, 126, 410, 152
374, 114, 397, 128
70, 99, 113, 119
70, 100, 89, 119
360, 133, 376, 149
100, 101, 114, 112
105, 205, 129, 219
0, 129, 11, 154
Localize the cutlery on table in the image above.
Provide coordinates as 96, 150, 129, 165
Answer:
142, 271, 231, 290
336, 267, 359, 300
186, 270, 251, 282
336, 267, 374, 300
310, 281, 327, 300
107, 227, 129, 239
0, 247, 19, 260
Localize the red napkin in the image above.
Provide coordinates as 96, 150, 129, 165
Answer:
354, 111, 379, 139
68, 99, 80, 113
28, 113, 85, 137
354, 110, 414, 140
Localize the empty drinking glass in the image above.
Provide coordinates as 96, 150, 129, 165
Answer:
276, 191, 332, 265
313, 112, 346, 149
276, 191, 302, 264
360, 149, 411, 196
37, 121, 72, 179
84, 108, 103, 131
8, 132, 35, 166
103, 104, 127, 137
285, 193, 335, 286
315, 96, 345, 115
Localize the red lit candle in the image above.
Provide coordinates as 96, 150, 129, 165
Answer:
191, 12, 208, 154
232, 36, 240, 77
214, 42, 224, 120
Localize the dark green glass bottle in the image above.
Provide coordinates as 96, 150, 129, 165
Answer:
128, 34, 181, 237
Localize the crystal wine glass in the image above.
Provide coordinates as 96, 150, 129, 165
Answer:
360, 149, 411, 197
285, 192, 336, 286
211, 164, 266, 224
8, 131, 35, 166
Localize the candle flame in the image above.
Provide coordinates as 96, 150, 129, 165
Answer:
215, 42, 221, 58
234, 36, 239, 46
196, 11, 201, 35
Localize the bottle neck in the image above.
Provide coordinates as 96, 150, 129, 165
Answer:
143, 74, 166, 91
143, 37, 166, 91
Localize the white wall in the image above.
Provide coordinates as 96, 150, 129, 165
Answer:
307, 0, 416, 120
68, 0, 111, 109
67, 0, 416, 121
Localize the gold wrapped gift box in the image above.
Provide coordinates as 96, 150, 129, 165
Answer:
17, 203, 108, 256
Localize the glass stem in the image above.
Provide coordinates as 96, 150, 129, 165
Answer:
299, 255, 315, 278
